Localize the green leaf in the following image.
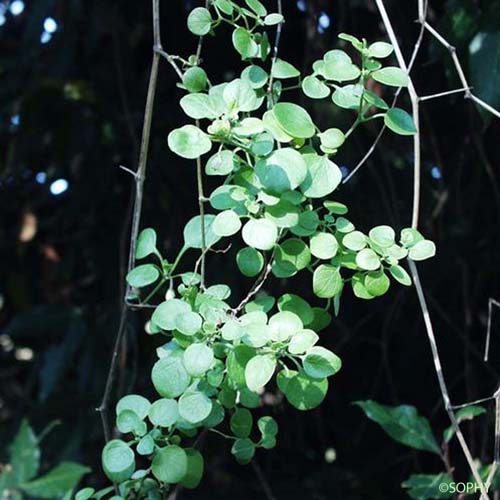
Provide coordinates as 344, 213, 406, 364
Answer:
102, 440, 135, 483
237, 247, 264, 277
241, 65, 269, 89
263, 110, 294, 142
363, 89, 389, 110
231, 438, 255, 464
338, 33, 363, 50
319, 128, 345, 150
364, 271, 390, 297
183, 343, 214, 376
180, 449, 204, 489
369, 225, 395, 247
269, 311, 303, 341
277, 293, 314, 325
175, 311, 203, 336
288, 329, 319, 355
148, 399, 179, 427
322, 50, 361, 81
230, 408, 253, 438
310, 232, 338, 260
187, 7, 212, 36
255, 148, 307, 194
389, 264, 412, 286
75, 488, 95, 500
116, 409, 142, 434
206, 150, 235, 176
183, 214, 221, 249
342, 231, 367, 251
368, 41, 393, 58
271, 59, 300, 79
137, 435, 155, 456
116, 394, 151, 420
303, 346, 341, 378
152, 445, 188, 484
274, 238, 311, 277
408, 240, 436, 261
332, 84, 363, 109
245, 355, 276, 391
168, 125, 212, 159
443, 405, 486, 442
223, 78, 260, 112
257, 416, 278, 445
372, 67, 409, 87
313, 265, 342, 298
214, 0, 234, 15
152, 352, 191, 398
152, 299, 191, 331
355, 400, 441, 454
126, 264, 159, 288
20, 462, 90, 499
301, 154, 342, 198
136, 228, 157, 260
384, 108, 417, 136
242, 218, 278, 250
401, 228, 424, 247
233, 28, 258, 60
8, 419, 40, 484
273, 102, 316, 139
264, 13, 283, 25
302, 75, 330, 99
226, 345, 255, 388
355, 248, 380, 271
182, 66, 208, 93
180, 93, 219, 120
469, 31, 500, 116
213, 210, 241, 237
402, 473, 454, 500
277, 369, 328, 410
178, 390, 213, 423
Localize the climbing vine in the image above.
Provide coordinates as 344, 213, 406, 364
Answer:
77, 1, 435, 498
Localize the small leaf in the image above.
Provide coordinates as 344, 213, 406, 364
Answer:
20, 462, 90, 499
183, 214, 221, 249
183, 343, 214, 377
368, 41, 394, 59
302, 346, 342, 378
372, 67, 409, 87
101, 440, 135, 483
245, 355, 276, 391
180, 449, 204, 489
355, 400, 441, 454
355, 248, 380, 271
408, 240, 436, 261
242, 218, 278, 251
182, 66, 208, 93
389, 264, 412, 286
187, 7, 212, 36
213, 210, 241, 237
277, 369, 328, 410
233, 28, 258, 60
264, 13, 283, 25
231, 438, 255, 464
402, 473, 454, 500
126, 264, 159, 288
152, 445, 188, 484
178, 391, 213, 424
168, 125, 212, 159
384, 108, 417, 136
230, 408, 253, 438
288, 329, 319, 355
148, 399, 179, 428
369, 225, 396, 247
8, 419, 40, 484
136, 228, 157, 260
313, 265, 342, 298
237, 247, 264, 277
273, 102, 316, 139
302, 75, 330, 99
152, 352, 191, 398
318, 128, 345, 150
271, 59, 300, 79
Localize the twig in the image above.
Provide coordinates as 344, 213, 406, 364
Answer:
419, 87, 472, 102
234, 261, 273, 314
251, 460, 277, 500
266, 0, 283, 106
485, 298, 500, 362
98, 0, 162, 443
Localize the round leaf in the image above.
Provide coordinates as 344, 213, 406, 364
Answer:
168, 125, 212, 159
310, 232, 338, 259
230, 408, 253, 438
273, 102, 315, 138
313, 265, 342, 298
356, 248, 380, 271
237, 247, 264, 277
102, 440, 135, 483
183, 214, 221, 249
303, 346, 342, 378
126, 264, 159, 288
182, 66, 208, 93
242, 218, 278, 251
369, 225, 396, 248
136, 228, 157, 260
277, 369, 328, 410
152, 445, 188, 483
408, 240, 436, 261
372, 67, 409, 87
213, 210, 241, 237
116, 395, 151, 420
384, 108, 417, 136
148, 399, 179, 427
245, 355, 276, 391
302, 75, 330, 99
183, 343, 214, 377
187, 7, 212, 36
288, 329, 319, 355
152, 353, 191, 398
178, 391, 213, 424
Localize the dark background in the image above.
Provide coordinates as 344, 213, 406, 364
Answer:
1, 0, 500, 498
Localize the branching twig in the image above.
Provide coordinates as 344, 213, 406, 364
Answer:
266, 0, 283, 107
